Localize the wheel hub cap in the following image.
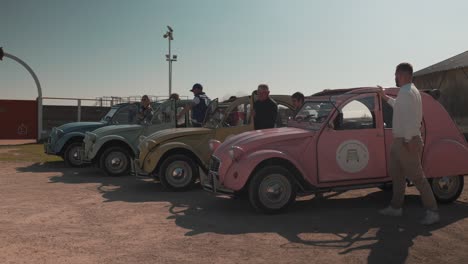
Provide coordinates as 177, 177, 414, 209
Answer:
172, 168, 185, 179
437, 177, 451, 190
111, 157, 122, 167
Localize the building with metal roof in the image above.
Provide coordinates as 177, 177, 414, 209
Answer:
413, 50, 468, 133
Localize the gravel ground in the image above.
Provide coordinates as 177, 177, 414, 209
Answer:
0, 161, 467, 264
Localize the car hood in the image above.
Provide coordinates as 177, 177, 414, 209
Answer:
215, 127, 314, 155
146, 127, 212, 144
58, 121, 106, 133
91, 124, 142, 137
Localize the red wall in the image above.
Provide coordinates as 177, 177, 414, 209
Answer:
0, 100, 37, 139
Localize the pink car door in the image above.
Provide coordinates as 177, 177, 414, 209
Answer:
316, 93, 388, 183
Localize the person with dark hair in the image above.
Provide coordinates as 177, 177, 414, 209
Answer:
378, 62, 439, 225
291, 92, 305, 111
177, 83, 210, 127
252, 84, 278, 130
136, 95, 153, 124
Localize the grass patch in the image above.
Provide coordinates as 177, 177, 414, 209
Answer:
0, 144, 63, 163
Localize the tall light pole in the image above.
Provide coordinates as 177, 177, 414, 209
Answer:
163, 26, 177, 97
1, 47, 43, 142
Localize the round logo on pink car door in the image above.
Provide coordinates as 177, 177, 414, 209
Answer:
336, 140, 369, 173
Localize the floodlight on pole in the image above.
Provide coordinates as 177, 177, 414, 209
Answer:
163, 26, 177, 97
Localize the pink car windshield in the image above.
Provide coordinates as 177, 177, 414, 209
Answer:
288, 101, 335, 130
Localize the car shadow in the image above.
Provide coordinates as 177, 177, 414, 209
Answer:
17, 162, 468, 263
18, 161, 206, 204
169, 192, 468, 264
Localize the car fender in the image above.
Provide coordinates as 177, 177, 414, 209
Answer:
223, 149, 306, 191
142, 141, 200, 173
54, 132, 86, 153
423, 139, 468, 177
89, 135, 136, 159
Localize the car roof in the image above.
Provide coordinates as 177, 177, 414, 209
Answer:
305, 86, 440, 103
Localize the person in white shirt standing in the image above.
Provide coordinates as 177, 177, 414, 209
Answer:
378, 62, 439, 225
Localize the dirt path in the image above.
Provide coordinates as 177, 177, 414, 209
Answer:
1, 161, 467, 264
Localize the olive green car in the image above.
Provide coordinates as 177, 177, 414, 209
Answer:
135, 94, 294, 191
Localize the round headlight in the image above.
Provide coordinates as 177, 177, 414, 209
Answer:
208, 139, 221, 152
144, 140, 157, 150
56, 129, 65, 139
88, 133, 97, 143
228, 146, 244, 162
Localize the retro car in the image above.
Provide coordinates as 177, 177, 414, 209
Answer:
203, 87, 468, 213
135, 94, 294, 191
82, 99, 192, 176
44, 102, 156, 167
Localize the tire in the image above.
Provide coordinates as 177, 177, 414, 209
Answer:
99, 146, 131, 177
430, 175, 464, 203
159, 154, 199, 191
248, 165, 297, 214
64, 142, 86, 168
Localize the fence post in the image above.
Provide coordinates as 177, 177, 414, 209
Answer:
77, 99, 82, 122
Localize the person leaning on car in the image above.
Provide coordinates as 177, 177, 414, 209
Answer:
252, 84, 278, 130
136, 95, 153, 124
378, 62, 439, 225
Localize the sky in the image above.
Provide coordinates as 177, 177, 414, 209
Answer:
1, 0, 467, 102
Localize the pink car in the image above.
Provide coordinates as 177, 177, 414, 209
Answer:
203, 87, 468, 213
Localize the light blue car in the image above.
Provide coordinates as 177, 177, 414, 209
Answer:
82, 99, 193, 176
44, 102, 159, 167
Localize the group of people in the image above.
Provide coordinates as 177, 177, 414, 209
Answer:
135, 62, 438, 225
137, 82, 305, 129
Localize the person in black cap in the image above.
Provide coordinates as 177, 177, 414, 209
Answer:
177, 83, 211, 127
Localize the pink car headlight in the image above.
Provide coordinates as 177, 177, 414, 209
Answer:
228, 146, 245, 162
209, 139, 222, 152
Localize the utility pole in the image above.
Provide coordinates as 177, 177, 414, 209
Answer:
163, 26, 177, 97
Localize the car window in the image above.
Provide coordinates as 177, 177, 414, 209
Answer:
176, 105, 190, 127
289, 101, 334, 127
112, 104, 139, 124
224, 103, 251, 127
153, 105, 172, 125
101, 107, 119, 122
276, 103, 294, 127
338, 96, 376, 130
382, 99, 393, 129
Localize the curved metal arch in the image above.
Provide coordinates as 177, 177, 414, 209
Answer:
2, 48, 43, 141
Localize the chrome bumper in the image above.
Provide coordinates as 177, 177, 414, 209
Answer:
78, 148, 92, 164
43, 142, 52, 154
200, 170, 234, 195
131, 159, 150, 177
43, 138, 56, 155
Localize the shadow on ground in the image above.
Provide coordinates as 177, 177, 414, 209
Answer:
17, 163, 468, 263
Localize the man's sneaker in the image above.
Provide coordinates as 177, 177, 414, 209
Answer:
420, 210, 440, 225
379, 206, 402, 216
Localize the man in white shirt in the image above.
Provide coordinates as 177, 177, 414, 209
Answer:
378, 62, 439, 225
